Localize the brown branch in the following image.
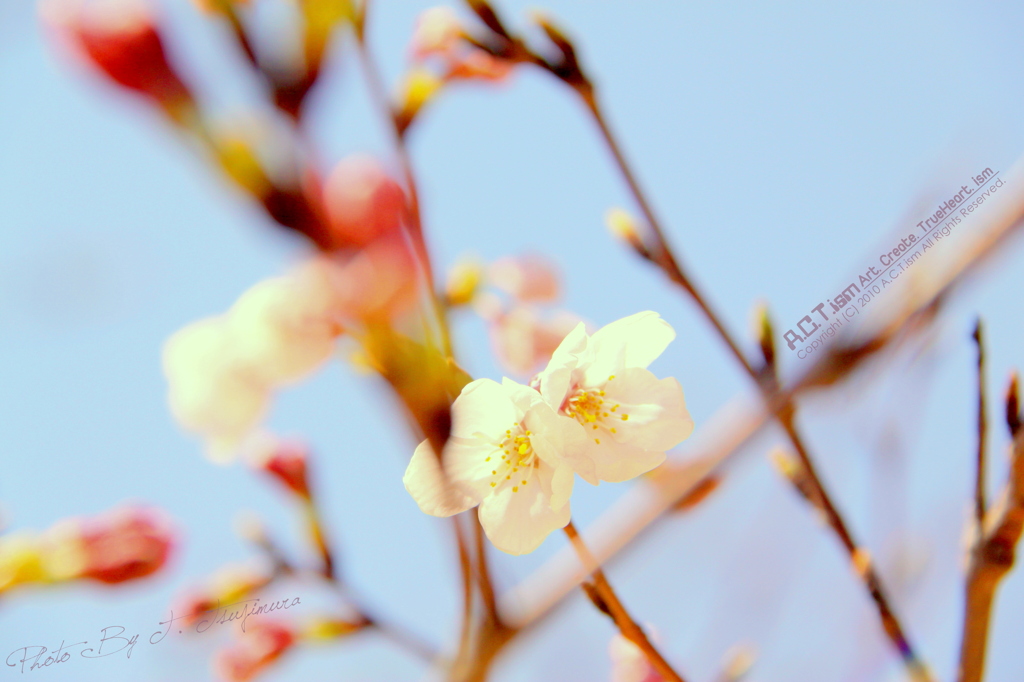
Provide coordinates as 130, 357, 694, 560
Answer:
503, 157, 1024, 629
957, 375, 1024, 682
564, 522, 688, 682
973, 320, 988, 532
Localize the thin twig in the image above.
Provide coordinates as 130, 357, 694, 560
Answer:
973, 320, 988, 532
564, 521, 688, 682
957, 375, 1024, 682
472, 515, 501, 625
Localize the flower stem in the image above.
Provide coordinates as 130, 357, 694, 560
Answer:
563, 521, 688, 682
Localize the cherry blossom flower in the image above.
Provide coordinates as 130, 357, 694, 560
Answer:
532, 311, 694, 483
403, 378, 588, 555
488, 253, 560, 302
409, 6, 464, 59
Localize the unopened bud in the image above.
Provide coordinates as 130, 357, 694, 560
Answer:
302, 617, 364, 640
605, 208, 648, 256
395, 67, 444, 134
248, 438, 312, 500
445, 257, 484, 307
1007, 371, 1021, 438
751, 301, 775, 370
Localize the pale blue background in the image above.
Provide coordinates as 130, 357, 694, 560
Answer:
3, 0, 1024, 680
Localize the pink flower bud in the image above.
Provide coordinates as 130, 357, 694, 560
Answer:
488, 253, 560, 302
322, 155, 407, 249
41, 0, 192, 110
609, 632, 664, 682
446, 50, 514, 83
66, 507, 174, 585
248, 438, 311, 499
214, 620, 296, 682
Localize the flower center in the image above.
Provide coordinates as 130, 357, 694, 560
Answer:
562, 378, 630, 445
483, 422, 538, 493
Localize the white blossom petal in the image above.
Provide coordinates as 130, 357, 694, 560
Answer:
403, 440, 480, 517
451, 378, 518, 439
580, 436, 666, 484
533, 322, 588, 408
477, 480, 571, 555
604, 369, 693, 452
583, 311, 675, 384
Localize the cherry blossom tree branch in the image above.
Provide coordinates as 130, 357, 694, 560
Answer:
957, 374, 1024, 682
455, 13, 929, 665
973, 320, 988, 532
564, 521, 688, 682
353, 5, 454, 358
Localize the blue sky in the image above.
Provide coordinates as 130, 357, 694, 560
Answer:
4, 0, 1024, 680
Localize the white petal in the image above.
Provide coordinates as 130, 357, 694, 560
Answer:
477, 481, 571, 555
451, 378, 519, 439
579, 436, 666, 484
533, 322, 588, 408
604, 368, 694, 452
523, 402, 596, 485
403, 440, 480, 517
582, 311, 675, 384
547, 463, 575, 511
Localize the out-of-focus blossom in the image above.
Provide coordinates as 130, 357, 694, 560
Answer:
410, 6, 463, 59
174, 563, 274, 627
163, 261, 351, 460
307, 236, 421, 323
40, 0, 193, 115
37, 506, 174, 585
609, 631, 663, 682
214, 620, 296, 682
71, 507, 174, 584
228, 271, 343, 385
488, 306, 584, 376
163, 316, 272, 461
606, 207, 647, 255
246, 436, 312, 499
533, 312, 694, 483
407, 5, 515, 86
322, 155, 408, 249
404, 378, 587, 555
488, 253, 560, 302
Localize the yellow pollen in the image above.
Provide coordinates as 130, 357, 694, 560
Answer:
594, 438, 601, 444
490, 482, 496, 487
622, 414, 629, 421
485, 457, 491, 462
512, 486, 518, 492
491, 470, 497, 475
611, 405, 618, 412
506, 475, 511, 480
608, 375, 615, 380
521, 480, 527, 485
611, 428, 617, 433
518, 443, 529, 455
592, 425, 598, 430
599, 391, 605, 396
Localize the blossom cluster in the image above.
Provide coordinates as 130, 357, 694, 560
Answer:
404, 311, 693, 555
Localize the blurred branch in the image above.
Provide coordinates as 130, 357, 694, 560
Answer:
957, 374, 1024, 682
354, 3, 453, 359
564, 522, 688, 682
